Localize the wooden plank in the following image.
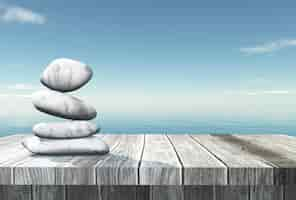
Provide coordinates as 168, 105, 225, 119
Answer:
13, 135, 106, 185
0, 137, 33, 184
14, 154, 72, 185
167, 134, 227, 185
32, 186, 66, 200
68, 186, 149, 200
149, 186, 250, 200
0, 134, 24, 140
14, 134, 120, 185
66, 186, 98, 200
249, 186, 283, 200
100, 186, 137, 200
96, 134, 145, 185
251, 135, 296, 155
56, 134, 121, 185
0, 134, 25, 146
0, 185, 286, 200
285, 185, 296, 200
0, 185, 32, 200
191, 135, 274, 185
234, 135, 296, 154
184, 186, 213, 200
214, 186, 249, 200
149, 186, 184, 200
256, 134, 296, 147
2, 133, 296, 187
99, 186, 149, 200
234, 135, 296, 185
136, 186, 150, 200
140, 134, 182, 185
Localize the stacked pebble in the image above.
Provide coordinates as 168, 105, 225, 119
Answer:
22, 58, 109, 155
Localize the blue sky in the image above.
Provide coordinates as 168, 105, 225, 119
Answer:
1, 0, 296, 126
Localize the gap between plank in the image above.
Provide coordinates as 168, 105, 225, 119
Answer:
165, 134, 184, 185
94, 134, 122, 185
248, 185, 250, 200
231, 135, 280, 185
283, 185, 285, 200
189, 135, 230, 185
31, 185, 33, 200
137, 134, 146, 185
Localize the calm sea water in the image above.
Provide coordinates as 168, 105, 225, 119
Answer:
0, 119, 295, 136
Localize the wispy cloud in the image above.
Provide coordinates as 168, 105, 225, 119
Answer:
240, 39, 296, 54
0, 94, 32, 98
0, 83, 38, 98
0, 5, 46, 24
225, 90, 293, 96
262, 90, 290, 95
6, 83, 38, 90
245, 90, 291, 96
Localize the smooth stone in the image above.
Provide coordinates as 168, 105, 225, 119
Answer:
41, 58, 93, 92
32, 90, 97, 120
33, 121, 99, 139
22, 136, 109, 155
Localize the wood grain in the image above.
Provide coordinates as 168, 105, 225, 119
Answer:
285, 185, 296, 200
150, 186, 184, 200
191, 134, 274, 185
99, 186, 149, 200
14, 154, 72, 185
0, 185, 32, 200
0, 134, 25, 147
33, 185, 66, 200
0, 136, 32, 184
167, 134, 227, 185
140, 134, 182, 185
214, 186, 249, 200
234, 134, 296, 185
96, 134, 145, 185
0, 134, 295, 187
0, 185, 290, 200
67, 185, 99, 200
249, 186, 283, 200
184, 186, 213, 200
13, 134, 119, 185
55, 134, 120, 185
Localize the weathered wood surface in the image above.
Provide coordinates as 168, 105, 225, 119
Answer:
14, 134, 119, 185
234, 134, 296, 185
33, 186, 66, 200
0, 185, 32, 200
0, 134, 295, 186
67, 186, 99, 200
249, 186, 283, 200
96, 134, 144, 185
215, 186, 249, 200
167, 135, 227, 185
191, 135, 274, 185
140, 134, 182, 185
0, 134, 32, 184
0, 185, 292, 200
56, 134, 121, 185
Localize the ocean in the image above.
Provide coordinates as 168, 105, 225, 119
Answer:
0, 118, 295, 137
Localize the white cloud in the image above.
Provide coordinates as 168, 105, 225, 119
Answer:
240, 39, 296, 54
1, 88, 296, 121
0, 83, 37, 98
0, 6, 46, 24
225, 90, 293, 96
6, 83, 38, 90
263, 90, 290, 95
0, 94, 32, 98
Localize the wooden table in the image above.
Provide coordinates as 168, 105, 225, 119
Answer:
0, 134, 296, 199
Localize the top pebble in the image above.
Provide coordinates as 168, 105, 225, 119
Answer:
41, 58, 93, 92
